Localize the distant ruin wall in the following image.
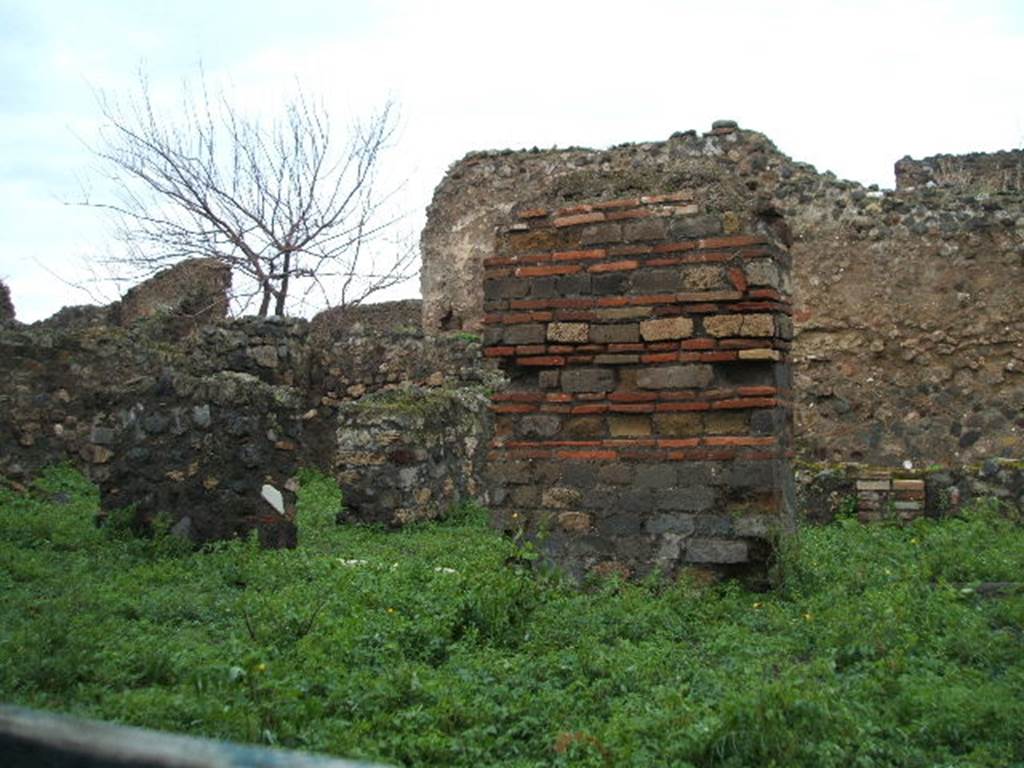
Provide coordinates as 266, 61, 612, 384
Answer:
116, 258, 231, 327
895, 149, 1024, 193
421, 124, 1024, 468
798, 458, 1024, 525
483, 194, 795, 579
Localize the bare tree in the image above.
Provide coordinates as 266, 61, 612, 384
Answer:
83, 73, 416, 316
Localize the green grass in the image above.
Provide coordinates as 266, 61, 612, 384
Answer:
1, 465, 1023, 767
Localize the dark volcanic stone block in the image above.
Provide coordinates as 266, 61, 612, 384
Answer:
562, 368, 616, 393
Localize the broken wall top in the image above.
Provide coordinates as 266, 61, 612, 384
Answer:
421, 122, 1024, 335
421, 122, 1024, 467
896, 148, 1024, 193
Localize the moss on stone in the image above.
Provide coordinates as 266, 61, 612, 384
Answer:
348, 385, 486, 422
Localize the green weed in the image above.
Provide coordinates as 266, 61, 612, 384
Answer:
0, 466, 1022, 766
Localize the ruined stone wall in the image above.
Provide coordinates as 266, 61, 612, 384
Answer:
798, 458, 1024, 525
0, 286, 495, 543
333, 387, 491, 526
896, 149, 1024, 193
115, 258, 231, 326
0, 280, 14, 325
483, 194, 794, 579
421, 124, 1024, 468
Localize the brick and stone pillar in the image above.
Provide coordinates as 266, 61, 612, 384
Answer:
483, 193, 795, 579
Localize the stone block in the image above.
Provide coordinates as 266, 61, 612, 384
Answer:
599, 513, 644, 536
704, 314, 742, 337
656, 485, 716, 512
655, 533, 686, 565
594, 354, 640, 365
519, 414, 562, 438
538, 370, 561, 389
776, 316, 794, 340
724, 461, 777, 488
680, 266, 727, 291
510, 485, 540, 506
893, 501, 923, 511
582, 484, 618, 509
741, 314, 775, 337
693, 515, 734, 536
598, 463, 635, 485
892, 478, 925, 492
609, 414, 651, 437
90, 426, 117, 445
733, 514, 773, 537
561, 463, 598, 487
631, 269, 679, 293
504, 324, 547, 345
487, 460, 534, 485
593, 307, 653, 321
737, 348, 781, 361
579, 222, 623, 245
654, 413, 702, 437
543, 486, 583, 508
562, 368, 616, 393
619, 488, 655, 514
548, 322, 589, 343
745, 260, 780, 288
640, 317, 694, 341
558, 511, 592, 532
668, 215, 722, 240
529, 277, 559, 299
686, 538, 748, 564
637, 364, 713, 390
635, 463, 677, 488
645, 514, 696, 536
484, 277, 529, 300
562, 415, 605, 438
557, 273, 592, 295
592, 272, 630, 295
250, 345, 279, 368
677, 462, 718, 486
590, 324, 640, 343
623, 218, 668, 241
483, 326, 504, 346
705, 411, 749, 434
856, 479, 891, 492
750, 409, 783, 435
704, 313, 774, 338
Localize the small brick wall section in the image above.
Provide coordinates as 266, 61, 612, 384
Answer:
483, 193, 796, 579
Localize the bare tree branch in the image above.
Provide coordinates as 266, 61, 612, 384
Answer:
78, 70, 417, 317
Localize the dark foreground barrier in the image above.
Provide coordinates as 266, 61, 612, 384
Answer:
0, 705, 388, 768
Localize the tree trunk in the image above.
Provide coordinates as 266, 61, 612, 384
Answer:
258, 284, 272, 317
275, 252, 291, 316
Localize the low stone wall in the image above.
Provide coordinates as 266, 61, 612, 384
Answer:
309, 328, 493, 405
0, 290, 497, 544
310, 299, 423, 336
333, 387, 491, 525
798, 459, 1024, 524
483, 194, 795, 578
895, 149, 1024, 193
100, 371, 306, 546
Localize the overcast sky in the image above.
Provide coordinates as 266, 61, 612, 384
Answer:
2, 0, 1022, 322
